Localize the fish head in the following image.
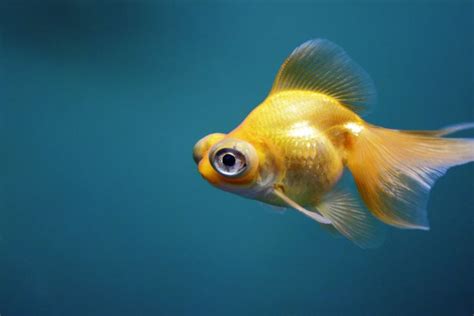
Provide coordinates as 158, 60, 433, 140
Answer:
193, 134, 277, 199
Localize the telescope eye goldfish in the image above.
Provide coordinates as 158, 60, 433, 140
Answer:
193, 39, 474, 248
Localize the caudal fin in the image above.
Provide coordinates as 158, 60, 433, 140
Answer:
346, 123, 474, 229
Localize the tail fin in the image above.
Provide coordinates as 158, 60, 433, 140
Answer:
404, 122, 474, 137
346, 123, 474, 229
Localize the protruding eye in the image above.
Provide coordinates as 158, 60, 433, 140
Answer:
212, 148, 247, 177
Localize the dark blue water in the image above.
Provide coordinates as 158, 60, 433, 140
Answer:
1, 1, 472, 315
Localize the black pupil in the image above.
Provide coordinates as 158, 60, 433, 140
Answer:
222, 153, 236, 167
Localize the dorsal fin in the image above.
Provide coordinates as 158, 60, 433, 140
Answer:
270, 39, 376, 114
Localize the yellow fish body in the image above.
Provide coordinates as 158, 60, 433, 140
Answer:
193, 39, 474, 247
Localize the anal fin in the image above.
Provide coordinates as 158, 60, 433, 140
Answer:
315, 188, 385, 248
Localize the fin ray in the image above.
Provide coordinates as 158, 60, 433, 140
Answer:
347, 124, 474, 229
404, 122, 474, 137
270, 39, 376, 114
314, 171, 386, 248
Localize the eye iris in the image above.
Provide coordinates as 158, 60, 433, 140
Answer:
212, 147, 249, 177
222, 153, 236, 167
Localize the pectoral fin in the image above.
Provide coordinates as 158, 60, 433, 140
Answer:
273, 188, 331, 225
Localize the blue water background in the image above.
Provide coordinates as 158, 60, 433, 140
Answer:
0, 1, 472, 315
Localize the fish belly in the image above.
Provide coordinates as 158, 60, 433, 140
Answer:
277, 132, 343, 206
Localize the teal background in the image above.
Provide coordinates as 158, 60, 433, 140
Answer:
0, 1, 473, 315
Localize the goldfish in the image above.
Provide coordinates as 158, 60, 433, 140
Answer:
193, 39, 474, 247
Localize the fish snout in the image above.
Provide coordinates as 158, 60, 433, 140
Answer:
193, 133, 226, 164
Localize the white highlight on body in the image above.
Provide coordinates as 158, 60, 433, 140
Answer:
288, 121, 318, 138
344, 122, 364, 135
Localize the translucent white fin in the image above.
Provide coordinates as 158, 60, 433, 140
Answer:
273, 188, 331, 224
405, 122, 474, 137
270, 39, 376, 114
315, 173, 386, 249
317, 221, 344, 238
347, 124, 474, 229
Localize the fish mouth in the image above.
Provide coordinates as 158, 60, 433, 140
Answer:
192, 141, 204, 165
192, 150, 201, 165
